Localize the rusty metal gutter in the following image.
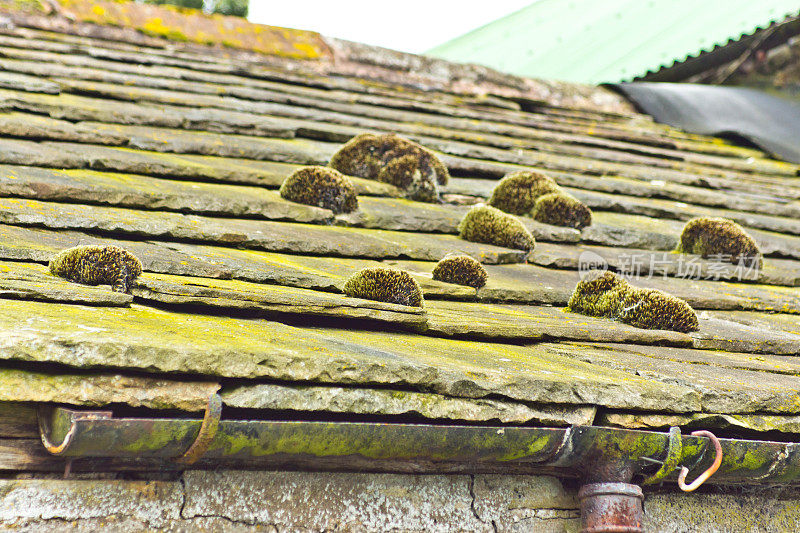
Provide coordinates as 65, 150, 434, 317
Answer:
38, 401, 800, 533
38, 403, 800, 484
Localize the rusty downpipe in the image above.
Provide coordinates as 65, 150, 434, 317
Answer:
579, 482, 644, 533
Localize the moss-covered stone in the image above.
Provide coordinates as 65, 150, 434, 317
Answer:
329, 133, 449, 202
531, 193, 592, 229
279, 166, 358, 214
488, 170, 560, 215
49, 245, 142, 293
343, 267, 424, 307
568, 270, 698, 333
678, 217, 762, 268
431, 255, 488, 289
457, 205, 535, 252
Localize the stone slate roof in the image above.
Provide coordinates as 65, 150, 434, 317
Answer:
2, 2, 800, 443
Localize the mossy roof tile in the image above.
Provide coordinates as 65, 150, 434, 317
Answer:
0, 10, 798, 433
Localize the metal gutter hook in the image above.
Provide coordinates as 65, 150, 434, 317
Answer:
174, 393, 222, 465
678, 430, 722, 492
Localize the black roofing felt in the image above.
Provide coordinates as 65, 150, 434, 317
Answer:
0, 24, 800, 435
613, 82, 800, 164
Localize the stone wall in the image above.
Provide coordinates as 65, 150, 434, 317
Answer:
0, 471, 796, 532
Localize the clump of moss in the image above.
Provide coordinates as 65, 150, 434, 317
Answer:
432, 254, 488, 289
567, 270, 698, 333
457, 204, 535, 252
49, 245, 143, 293
567, 270, 628, 318
343, 267, 424, 307
678, 217, 762, 267
329, 133, 449, 202
487, 169, 592, 228
279, 166, 358, 214
488, 170, 560, 215
617, 287, 699, 333
531, 193, 593, 229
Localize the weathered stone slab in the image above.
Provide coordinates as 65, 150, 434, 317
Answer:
0, 71, 59, 94
0, 226, 477, 298
588, 211, 800, 260
0, 261, 132, 306
551, 342, 800, 414
0, 479, 182, 528
0, 44, 527, 116
28, 77, 784, 197
133, 272, 428, 328
0, 138, 85, 168
0, 165, 334, 223
0, 225, 232, 279
391, 259, 800, 313
182, 471, 487, 531
221, 383, 595, 425
531, 242, 800, 287
447, 169, 800, 221
582, 214, 681, 251
75, 122, 324, 161
705, 310, 800, 337
0, 112, 127, 144
30, 138, 397, 195
0, 88, 186, 127
0, 300, 701, 411
158, 244, 477, 299
0, 198, 528, 263
426, 300, 693, 346
338, 196, 466, 233
49, 78, 790, 192
0, 367, 219, 411
0, 41, 779, 171
691, 316, 800, 355
338, 196, 577, 240
600, 410, 800, 434
159, 242, 374, 291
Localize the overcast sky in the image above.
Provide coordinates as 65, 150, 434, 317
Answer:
248, 1, 534, 54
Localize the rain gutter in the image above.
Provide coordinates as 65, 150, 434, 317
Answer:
38, 398, 800, 532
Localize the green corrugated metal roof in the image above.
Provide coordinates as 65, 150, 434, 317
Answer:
427, 0, 800, 84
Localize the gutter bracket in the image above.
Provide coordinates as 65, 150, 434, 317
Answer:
174, 393, 222, 466
642, 426, 682, 485
38, 406, 112, 455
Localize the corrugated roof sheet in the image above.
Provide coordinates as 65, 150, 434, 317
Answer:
428, 0, 800, 84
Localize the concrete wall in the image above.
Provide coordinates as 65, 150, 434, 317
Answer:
0, 471, 797, 532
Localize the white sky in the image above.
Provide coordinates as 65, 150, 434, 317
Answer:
248, 1, 535, 54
